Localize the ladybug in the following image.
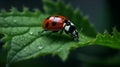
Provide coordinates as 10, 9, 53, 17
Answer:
42, 15, 79, 41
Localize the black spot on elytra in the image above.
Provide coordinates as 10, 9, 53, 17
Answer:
46, 22, 49, 27
52, 21, 57, 26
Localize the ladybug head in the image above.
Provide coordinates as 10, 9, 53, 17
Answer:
63, 21, 79, 41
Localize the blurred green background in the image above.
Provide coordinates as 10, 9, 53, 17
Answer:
0, 0, 120, 67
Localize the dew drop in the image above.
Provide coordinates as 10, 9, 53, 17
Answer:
13, 20, 17, 22
24, 49, 26, 50
59, 47, 63, 50
4, 18, 7, 21
29, 32, 33, 35
24, 48, 27, 51
38, 46, 43, 50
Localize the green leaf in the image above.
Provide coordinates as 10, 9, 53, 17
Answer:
0, 0, 120, 65
0, 0, 94, 63
94, 28, 120, 49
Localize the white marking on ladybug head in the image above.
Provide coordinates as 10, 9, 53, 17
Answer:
65, 25, 70, 31
63, 23, 66, 27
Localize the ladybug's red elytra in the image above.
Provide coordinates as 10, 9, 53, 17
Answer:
42, 15, 79, 41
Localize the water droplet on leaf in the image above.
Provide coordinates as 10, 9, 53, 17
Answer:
29, 32, 33, 35
4, 18, 7, 21
24, 48, 27, 51
13, 20, 17, 22
38, 46, 43, 50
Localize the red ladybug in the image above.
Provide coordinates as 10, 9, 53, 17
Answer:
42, 15, 79, 41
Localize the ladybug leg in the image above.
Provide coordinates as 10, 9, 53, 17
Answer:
64, 30, 69, 34
59, 29, 63, 34
38, 30, 48, 34
41, 30, 45, 33
41, 30, 48, 33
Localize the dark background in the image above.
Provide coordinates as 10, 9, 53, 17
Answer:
0, 0, 120, 67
